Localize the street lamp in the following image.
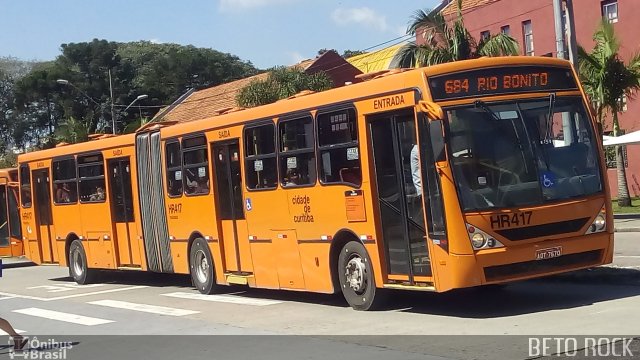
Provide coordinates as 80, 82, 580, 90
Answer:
124, 94, 148, 112
56, 79, 100, 106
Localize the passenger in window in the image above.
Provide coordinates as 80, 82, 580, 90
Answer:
56, 183, 71, 203
90, 186, 105, 201
21, 186, 31, 207
283, 169, 300, 187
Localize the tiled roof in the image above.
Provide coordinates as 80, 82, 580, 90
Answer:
158, 58, 322, 124
440, 0, 500, 17
160, 72, 269, 123
347, 44, 405, 74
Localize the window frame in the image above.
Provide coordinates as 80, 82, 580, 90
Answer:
316, 106, 362, 188
522, 20, 534, 56
181, 133, 210, 197
500, 25, 510, 36
52, 156, 78, 206
277, 114, 317, 189
19, 164, 31, 208
480, 30, 491, 42
602, 0, 618, 23
165, 139, 183, 198
77, 153, 107, 204
244, 120, 278, 192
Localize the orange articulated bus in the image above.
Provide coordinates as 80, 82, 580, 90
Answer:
19, 56, 613, 310
0, 168, 23, 258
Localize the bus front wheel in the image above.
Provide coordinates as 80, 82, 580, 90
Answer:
338, 241, 385, 311
68, 239, 95, 285
189, 238, 217, 295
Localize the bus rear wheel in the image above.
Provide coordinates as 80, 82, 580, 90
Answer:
338, 241, 385, 311
68, 239, 95, 284
190, 238, 217, 295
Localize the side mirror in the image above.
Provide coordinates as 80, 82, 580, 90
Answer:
429, 120, 446, 163
419, 101, 444, 121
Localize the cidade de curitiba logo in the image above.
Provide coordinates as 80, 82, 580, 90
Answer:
8, 336, 73, 360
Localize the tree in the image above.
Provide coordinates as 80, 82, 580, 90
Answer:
578, 19, 640, 207
393, 0, 518, 67
54, 116, 90, 144
236, 67, 333, 108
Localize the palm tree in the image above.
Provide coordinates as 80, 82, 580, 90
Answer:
578, 19, 640, 207
393, 0, 519, 68
55, 116, 89, 144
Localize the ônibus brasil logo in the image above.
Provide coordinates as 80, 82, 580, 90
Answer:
8, 336, 73, 359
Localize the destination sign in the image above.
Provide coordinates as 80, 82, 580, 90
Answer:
428, 66, 578, 101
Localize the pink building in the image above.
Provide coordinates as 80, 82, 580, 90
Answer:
430, 0, 640, 198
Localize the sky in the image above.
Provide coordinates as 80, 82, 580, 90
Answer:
0, 0, 441, 69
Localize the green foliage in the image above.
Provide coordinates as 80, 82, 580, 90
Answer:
7, 39, 258, 150
578, 19, 640, 207
237, 67, 333, 108
123, 117, 150, 134
55, 117, 90, 144
393, 0, 519, 67
341, 50, 366, 59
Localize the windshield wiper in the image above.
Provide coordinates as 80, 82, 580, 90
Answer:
545, 93, 556, 142
474, 100, 500, 121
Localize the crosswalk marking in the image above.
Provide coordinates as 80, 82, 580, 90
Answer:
13, 308, 114, 326
0, 329, 25, 335
0, 296, 15, 301
88, 299, 200, 316
161, 291, 282, 306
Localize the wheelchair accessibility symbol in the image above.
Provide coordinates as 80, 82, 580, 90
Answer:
246, 198, 252, 211
540, 171, 555, 188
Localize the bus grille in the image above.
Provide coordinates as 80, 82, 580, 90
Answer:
483, 249, 602, 282
495, 217, 590, 241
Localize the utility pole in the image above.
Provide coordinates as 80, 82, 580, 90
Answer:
109, 68, 116, 134
564, 0, 579, 68
553, 0, 566, 60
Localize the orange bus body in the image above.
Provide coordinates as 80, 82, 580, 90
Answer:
18, 57, 613, 309
0, 168, 23, 258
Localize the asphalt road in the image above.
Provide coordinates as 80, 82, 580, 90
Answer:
0, 234, 638, 360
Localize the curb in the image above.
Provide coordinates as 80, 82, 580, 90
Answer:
2, 261, 37, 269
615, 227, 640, 232
613, 213, 640, 219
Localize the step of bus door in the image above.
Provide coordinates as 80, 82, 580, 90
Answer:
225, 273, 254, 286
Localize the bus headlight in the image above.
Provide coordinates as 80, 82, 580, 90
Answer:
471, 233, 486, 248
466, 223, 504, 250
585, 207, 607, 234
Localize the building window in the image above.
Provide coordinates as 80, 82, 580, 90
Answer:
278, 116, 316, 187
480, 30, 490, 42
604, 131, 628, 168
317, 108, 361, 187
244, 123, 277, 190
500, 25, 510, 36
523, 20, 534, 56
602, 1, 618, 23
619, 94, 628, 112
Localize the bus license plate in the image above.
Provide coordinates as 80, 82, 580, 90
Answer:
535, 246, 562, 260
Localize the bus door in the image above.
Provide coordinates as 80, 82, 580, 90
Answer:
0, 184, 10, 256
211, 140, 251, 274
7, 184, 23, 256
107, 158, 140, 267
32, 169, 57, 263
369, 110, 432, 282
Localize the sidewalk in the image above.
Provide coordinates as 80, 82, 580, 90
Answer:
614, 215, 640, 232
0, 256, 36, 269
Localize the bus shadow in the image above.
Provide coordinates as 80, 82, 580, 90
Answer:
47, 271, 195, 289
392, 267, 640, 318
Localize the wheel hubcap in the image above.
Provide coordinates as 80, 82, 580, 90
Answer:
72, 248, 83, 277
195, 250, 209, 284
345, 256, 366, 294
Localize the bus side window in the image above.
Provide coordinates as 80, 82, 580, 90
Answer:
19, 164, 32, 208
244, 123, 277, 190
165, 141, 183, 197
182, 135, 209, 196
317, 108, 361, 187
53, 158, 78, 204
78, 154, 106, 203
278, 116, 316, 187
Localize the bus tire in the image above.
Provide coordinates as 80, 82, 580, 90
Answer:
68, 239, 95, 285
190, 238, 217, 295
338, 241, 385, 311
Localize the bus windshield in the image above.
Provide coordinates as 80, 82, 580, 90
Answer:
447, 96, 602, 211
